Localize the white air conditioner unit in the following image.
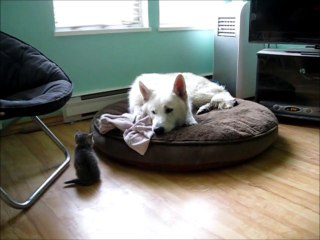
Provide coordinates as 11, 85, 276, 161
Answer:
213, 1, 264, 99
63, 88, 129, 122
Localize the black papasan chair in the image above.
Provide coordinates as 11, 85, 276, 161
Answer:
0, 31, 73, 209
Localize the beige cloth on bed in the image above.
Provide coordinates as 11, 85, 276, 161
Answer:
97, 113, 154, 155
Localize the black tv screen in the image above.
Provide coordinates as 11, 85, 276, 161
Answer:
249, 0, 320, 45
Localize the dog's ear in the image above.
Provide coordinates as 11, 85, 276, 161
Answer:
139, 81, 152, 101
173, 74, 187, 100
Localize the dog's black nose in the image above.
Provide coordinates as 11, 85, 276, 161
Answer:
154, 126, 165, 135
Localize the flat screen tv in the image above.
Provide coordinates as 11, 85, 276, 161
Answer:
249, 0, 320, 46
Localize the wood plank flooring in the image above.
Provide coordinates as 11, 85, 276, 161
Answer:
0, 119, 319, 239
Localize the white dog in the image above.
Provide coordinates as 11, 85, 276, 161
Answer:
128, 72, 236, 134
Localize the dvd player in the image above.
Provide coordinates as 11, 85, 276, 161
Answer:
260, 101, 320, 121
255, 49, 320, 122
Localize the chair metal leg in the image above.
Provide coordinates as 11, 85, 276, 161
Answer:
0, 116, 70, 209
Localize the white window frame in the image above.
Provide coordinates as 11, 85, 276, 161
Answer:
53, 0, 150, 37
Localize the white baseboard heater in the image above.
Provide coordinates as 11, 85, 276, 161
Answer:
63, 88, 129, 122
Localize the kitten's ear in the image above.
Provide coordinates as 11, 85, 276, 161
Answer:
87, 133, 94, 145
139, 81, 152, 101
75, 130, 80, 142
173, 74, 187, 101
87, 133, 93, 140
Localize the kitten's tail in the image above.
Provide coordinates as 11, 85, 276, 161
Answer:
64, 178, 98, 187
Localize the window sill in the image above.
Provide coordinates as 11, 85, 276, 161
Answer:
158, 26, 214, 32
55, 26, 152, 37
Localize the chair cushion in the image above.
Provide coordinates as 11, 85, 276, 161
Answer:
0, 31, 73, 119
0, 80, 72, 119
91, 99, 279, 171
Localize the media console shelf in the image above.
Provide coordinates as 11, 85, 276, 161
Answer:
255, 48, 320, 122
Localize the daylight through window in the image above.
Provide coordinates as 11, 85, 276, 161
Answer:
159, 1, 218, 29
53, 0, 148, 34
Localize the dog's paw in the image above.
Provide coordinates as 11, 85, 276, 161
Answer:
133, 114, 145, 123
196, 108, 208, 115
185, 116, 198, 126
196, 104, 213, 115
232, 99, 238, 106
187, 119, 198, 126
218, 99, 237, 110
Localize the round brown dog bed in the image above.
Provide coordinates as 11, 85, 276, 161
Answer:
91, 99, 278, 171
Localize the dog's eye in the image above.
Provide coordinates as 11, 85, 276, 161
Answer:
151, 110, 156, 115
165, 108, 173, 114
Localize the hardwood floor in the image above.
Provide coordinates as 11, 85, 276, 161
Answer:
1, 118, 319, 239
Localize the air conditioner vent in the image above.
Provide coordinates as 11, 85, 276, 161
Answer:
217, 17, 236, 37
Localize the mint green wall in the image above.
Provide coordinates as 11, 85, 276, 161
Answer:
0, 0, 214, 96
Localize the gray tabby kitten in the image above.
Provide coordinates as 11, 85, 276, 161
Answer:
64, 131, 100, 186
